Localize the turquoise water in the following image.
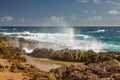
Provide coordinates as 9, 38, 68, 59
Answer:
0, 26, 120, 52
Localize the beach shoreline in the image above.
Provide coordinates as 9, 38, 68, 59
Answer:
0, 34, 119, 80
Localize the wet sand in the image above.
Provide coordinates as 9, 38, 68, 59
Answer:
25, 55, 82, 72
25, 55, 62, 71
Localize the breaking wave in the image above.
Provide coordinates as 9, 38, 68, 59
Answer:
95, 29, 106, 33
2, 31, 106, 53
1, 26, 120, 53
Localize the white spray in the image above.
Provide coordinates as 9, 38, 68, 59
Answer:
8, 37, 20, 47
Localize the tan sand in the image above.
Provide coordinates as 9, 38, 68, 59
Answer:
0, 71, 28, 80
25, 56, 61, 72
25, 55, 83, 72
0, 58, 29, 80
0, 58, 10, 66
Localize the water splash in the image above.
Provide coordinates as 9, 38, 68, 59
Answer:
8, 37, 20, 47
61, 27, 75, 47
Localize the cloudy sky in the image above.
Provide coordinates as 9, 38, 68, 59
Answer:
0, 0, 120, 26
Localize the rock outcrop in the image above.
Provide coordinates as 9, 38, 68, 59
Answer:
0, 35, 120, 80
30, 48, 120, 63
50, 60, 120, 80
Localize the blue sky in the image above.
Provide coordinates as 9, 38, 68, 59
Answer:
0, 0, 120, 26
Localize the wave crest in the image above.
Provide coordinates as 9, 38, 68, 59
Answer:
96, 29, 106, 33
3, 32, 105, 53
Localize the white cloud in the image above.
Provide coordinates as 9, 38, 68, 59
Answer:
44, 16, 70, 26
77, 0, 89, 3
50, 16, 66, 24
77, 15, 120, 26
106, 0, 113, 3
93, 0, 100, 3
18, 17, 25, 23
108, 10, 120, 15
83, 10, 89, 13
106, 0, 120, 5
0, 16, 28, 26
69, 15, 77, 22
77, 0, 101, 3
0, 16, 14, 22
93, 11, 97, 14
1, 15, 120, 26
87, 16, 103, 21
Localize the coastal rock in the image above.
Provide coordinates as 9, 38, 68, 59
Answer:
19, 38, 64, 50
30, 48, 53, 58
50, 60, 120, 80
0, 35, 120, 80
50, 64, 99, 80
30, 72, 56, 80
113, 74, 120, 80
30, 47, 120, 64
0, 36, 9, 47
11, 34, 31, 37
18, 38, 39, 49
7, 37, 20, 47
116, 54, 120, 61
88, 60, 120, 78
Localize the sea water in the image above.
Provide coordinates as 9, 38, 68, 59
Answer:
0, 26, 120, 52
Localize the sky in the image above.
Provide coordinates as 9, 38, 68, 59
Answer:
0, 0, 120, 26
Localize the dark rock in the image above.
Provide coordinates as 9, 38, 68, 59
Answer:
30, 48, 53, 58
113, 74, 120, 80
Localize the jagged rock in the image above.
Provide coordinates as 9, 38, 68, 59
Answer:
88, 60, 120, 78
50, 64, 99, 80
10, 63, 18, 73
113, 74, 120, 80
0, 36, 9, 47
30, 48, 53, 58
18, 38, 39, 49
30, 72, 56, 80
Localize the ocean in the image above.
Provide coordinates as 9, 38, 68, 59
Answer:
0, 26, 120, 52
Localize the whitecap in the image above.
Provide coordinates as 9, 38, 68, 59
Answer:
96, 29, 106, 33
66, 38, 105, 53
75, 34, 92, 39
2, 32, 106, 53
23, 48, 33, 53
23, 31, 31, 34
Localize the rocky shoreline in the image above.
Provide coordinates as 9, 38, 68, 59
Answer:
0, 35, 120, 80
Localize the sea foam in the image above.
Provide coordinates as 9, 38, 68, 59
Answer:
96, 29, 106, 33
3, 31, 105, 53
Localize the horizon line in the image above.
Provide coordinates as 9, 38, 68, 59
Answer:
0, 25, 120, 27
